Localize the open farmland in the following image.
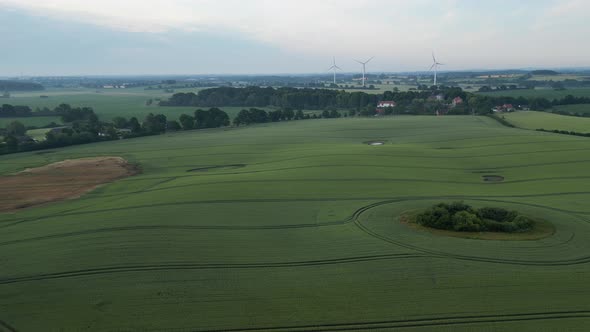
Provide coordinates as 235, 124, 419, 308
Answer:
1, 116, 590, 331
553, 104, 590, 115
503, 111, 590, 133
2, 88, 277, 124
0, 116, 62, 128
477, 87, 590, 99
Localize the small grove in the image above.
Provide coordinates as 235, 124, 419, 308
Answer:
415, 202, 534, 233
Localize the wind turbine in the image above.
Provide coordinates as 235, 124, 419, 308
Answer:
354, 56, 374, 88
327, 57, 341, 85
429, 52, 444, 86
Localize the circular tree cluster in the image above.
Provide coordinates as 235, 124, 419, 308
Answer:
415, 202, 533, 233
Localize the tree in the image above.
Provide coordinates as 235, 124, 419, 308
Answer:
142, 113, 167, 133
3, 135, 18, 149
179, 114, 195, 130
294, 110, 304, 120
282, 108, 295, 120
234, 109, 251, 126
166, 120, 181, 131
269, 110, 282, 122
452, 211, 481, 232
112, 116, 128, 129
6, 121, 26, 136
194, 108, 230, 129
128, 117, 141, 133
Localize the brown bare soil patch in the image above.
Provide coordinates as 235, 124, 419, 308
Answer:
0, 157, 139, 213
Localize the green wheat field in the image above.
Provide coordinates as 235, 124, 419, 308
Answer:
1, 116, 590, 331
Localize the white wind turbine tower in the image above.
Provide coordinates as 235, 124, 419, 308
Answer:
354, 56, 374, 88
429, 52, 444, 86
327, 57, 342, 85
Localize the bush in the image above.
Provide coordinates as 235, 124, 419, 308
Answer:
476, 207, 516, 222
452, 211, 481, 232
414, 202, 533, 233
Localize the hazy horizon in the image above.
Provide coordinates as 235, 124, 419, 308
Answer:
1, 0, 589, 76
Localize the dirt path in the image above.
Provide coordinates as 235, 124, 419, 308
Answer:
0, 157, 139, 213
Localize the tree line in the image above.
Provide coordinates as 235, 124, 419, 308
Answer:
0, 103, 96, 118
160, 86, 590, 116
0, 106, 235, 155
160, 86, 472, 114
0, 80, 44, 92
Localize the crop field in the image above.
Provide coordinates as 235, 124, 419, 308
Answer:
477, 87, 590, 99
0, 116, 62, 128
553, 104, 590, 115
339, 83, 408, 94
503, 111, 590, 132
1, 116, 590, 331
2, 88, 317, 127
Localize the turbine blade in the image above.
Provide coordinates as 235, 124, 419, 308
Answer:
429, 63, 436, 71
354, 59, 363, 64
437, 62, 444, 65
335, 65, 342, 70
432, 52, 436, 62
366, 56, 374, 64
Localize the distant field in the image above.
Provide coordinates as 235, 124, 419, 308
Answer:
527, 74, 588, 81
1, 116, 590, 330
339, 83, 409, 94
5, 88, 197, 121
503, 111, 590, 132
25, 128, 53, 140
477, 88, 590, 99
553, 104, 590, 114
0, 116, 62, 128
2, 88, 294, 125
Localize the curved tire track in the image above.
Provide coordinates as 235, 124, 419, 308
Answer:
173, 311, 590, 332
0, 253, 427, 285
352, 198, 590, 266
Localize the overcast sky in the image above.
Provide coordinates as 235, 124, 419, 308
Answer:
1, 0, 589, 76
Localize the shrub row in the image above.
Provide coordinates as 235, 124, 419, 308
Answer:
536, 128, 590, 137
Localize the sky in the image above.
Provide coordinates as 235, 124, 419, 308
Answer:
1, 0, 589, 76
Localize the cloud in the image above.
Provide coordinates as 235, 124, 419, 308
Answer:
0, 0, 589, 73
0, 0, 459, 56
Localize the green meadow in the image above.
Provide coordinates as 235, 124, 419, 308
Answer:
503, 111, 590, 132
1, 116, 590, 331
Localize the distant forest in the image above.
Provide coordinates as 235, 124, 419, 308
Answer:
160, 86, 467, 110
0, 80, 44, 92
161, 86, 590, 116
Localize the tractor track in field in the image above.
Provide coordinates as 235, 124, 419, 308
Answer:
158, 310, 590, 331
1, 197, 588, 278
0, 253, 428, 285
4, 174, 590, 198
0, 199, 387, 246
0, 320, 17, 332
133, 147, 590, 170
75, 176, 590, 201
351, 198, 590, 266
353, 217, 590, 266
114, 158, 590, 183
2, 193, 590, 230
